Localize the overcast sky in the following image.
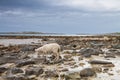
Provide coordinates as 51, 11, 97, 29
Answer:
0, 0, 120, 34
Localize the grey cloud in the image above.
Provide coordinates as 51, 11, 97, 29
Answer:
0, 0, 48, 10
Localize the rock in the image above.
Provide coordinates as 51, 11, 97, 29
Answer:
90, 42, 105, 48
58, 68, 69, 72
64, 61, 76, 66
65, 72, 80, 80
80, 68, 96, 77
79, 48, 103, 57
104, 53, 116, 58
88, 60, 113, 64
5, 75, 27, 80
16, 60, 35, 67
102, 64, 115, 67
92, 67, 102, 73
0, 56, 18, 65
11, 68, 23, 74
21, 45, 37, 52
25, 67, 44, 76
44, 70, 58, 78
79, 63, 85, 67
63, 54, 72, 60
0, 67, 8, 74
112, 44, 120, 49
103, 68, 109, 73
78, 56, 83, 61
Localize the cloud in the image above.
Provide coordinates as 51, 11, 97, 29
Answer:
46, 0, 120, 12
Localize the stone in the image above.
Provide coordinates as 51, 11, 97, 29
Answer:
58, 68, 69, 72
21, 45, 37, 52
92, 67, 102, 73
25, 67, 44, 76
65, 72, 81, 80
11, 68, 23, 74
0, 67, 8, 74
112, 44, 120, 49
63, 54, 72, 60
79, 48, 103, 57
102, 64, 115, 67
5, 75, 27, 80
16, 60, 35, 67
80, 68, 96, 77
0, 56, 18, 65
89, 60, 112, 64
79, 63, 85, 67
44, 70, 58, 78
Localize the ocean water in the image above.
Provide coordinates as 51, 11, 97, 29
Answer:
0, 33, 92, 36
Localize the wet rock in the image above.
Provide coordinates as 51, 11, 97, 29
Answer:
112, 44, 120, 49
89, 60, 113, 64
64, 61, 76, 66
90, 42, 105, 48
21, 45, 37, 52
0, 56, 18, 65
80, 68, 96, 77
59, 68, 69, 72
11, 68, 23, 74
44, 70, 58, 78
16, 60, 35, 67
92, 67, 102, 73
103, 68, 109, 73
5, 75, 27, 80
25, 67, 44, 76
104, 53, 116, 58
65, 72, 80, 80
79, 48, 103, 57
79, 63, 85, 67
0, 67, 8, 74
63, 54, 72, 60
102, 64, 115, 67
78, 56, 83, 61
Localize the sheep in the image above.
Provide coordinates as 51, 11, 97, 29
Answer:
35, 43, 61, 61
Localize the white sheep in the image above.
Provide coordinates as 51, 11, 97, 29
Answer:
35, 43, 61, 61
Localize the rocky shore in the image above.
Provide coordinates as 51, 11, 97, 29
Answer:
0, 35, 120, 80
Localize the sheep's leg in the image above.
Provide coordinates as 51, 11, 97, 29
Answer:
54, 52, 59, 62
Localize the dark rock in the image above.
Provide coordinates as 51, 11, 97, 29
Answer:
79, 48, 103, 57
16, 60, 35, 67
21, 45, 37, 52
80, 68, 96, 77
11, 68, 23, 74
0, 56, 18, 65
104, 53, 116, 58
0, 67, 8, 74
112, 44, 120, 49
65, 72, 80, 80
103, 68, 109, 73
5, 75, 27, 80
63, 54, 72, 60
90, 42, 105, 48
25, 67, 44, 76
44, 70, 58, 78
92, 67, 102, 73
89, 60, 112, 64
102, 64, 115, 67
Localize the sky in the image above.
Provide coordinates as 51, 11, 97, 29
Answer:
0, 0, 120, 34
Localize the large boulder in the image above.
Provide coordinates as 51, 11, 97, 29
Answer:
80, 68, 96, 77
79, 48, 103, 57
25, 67, 44, 76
